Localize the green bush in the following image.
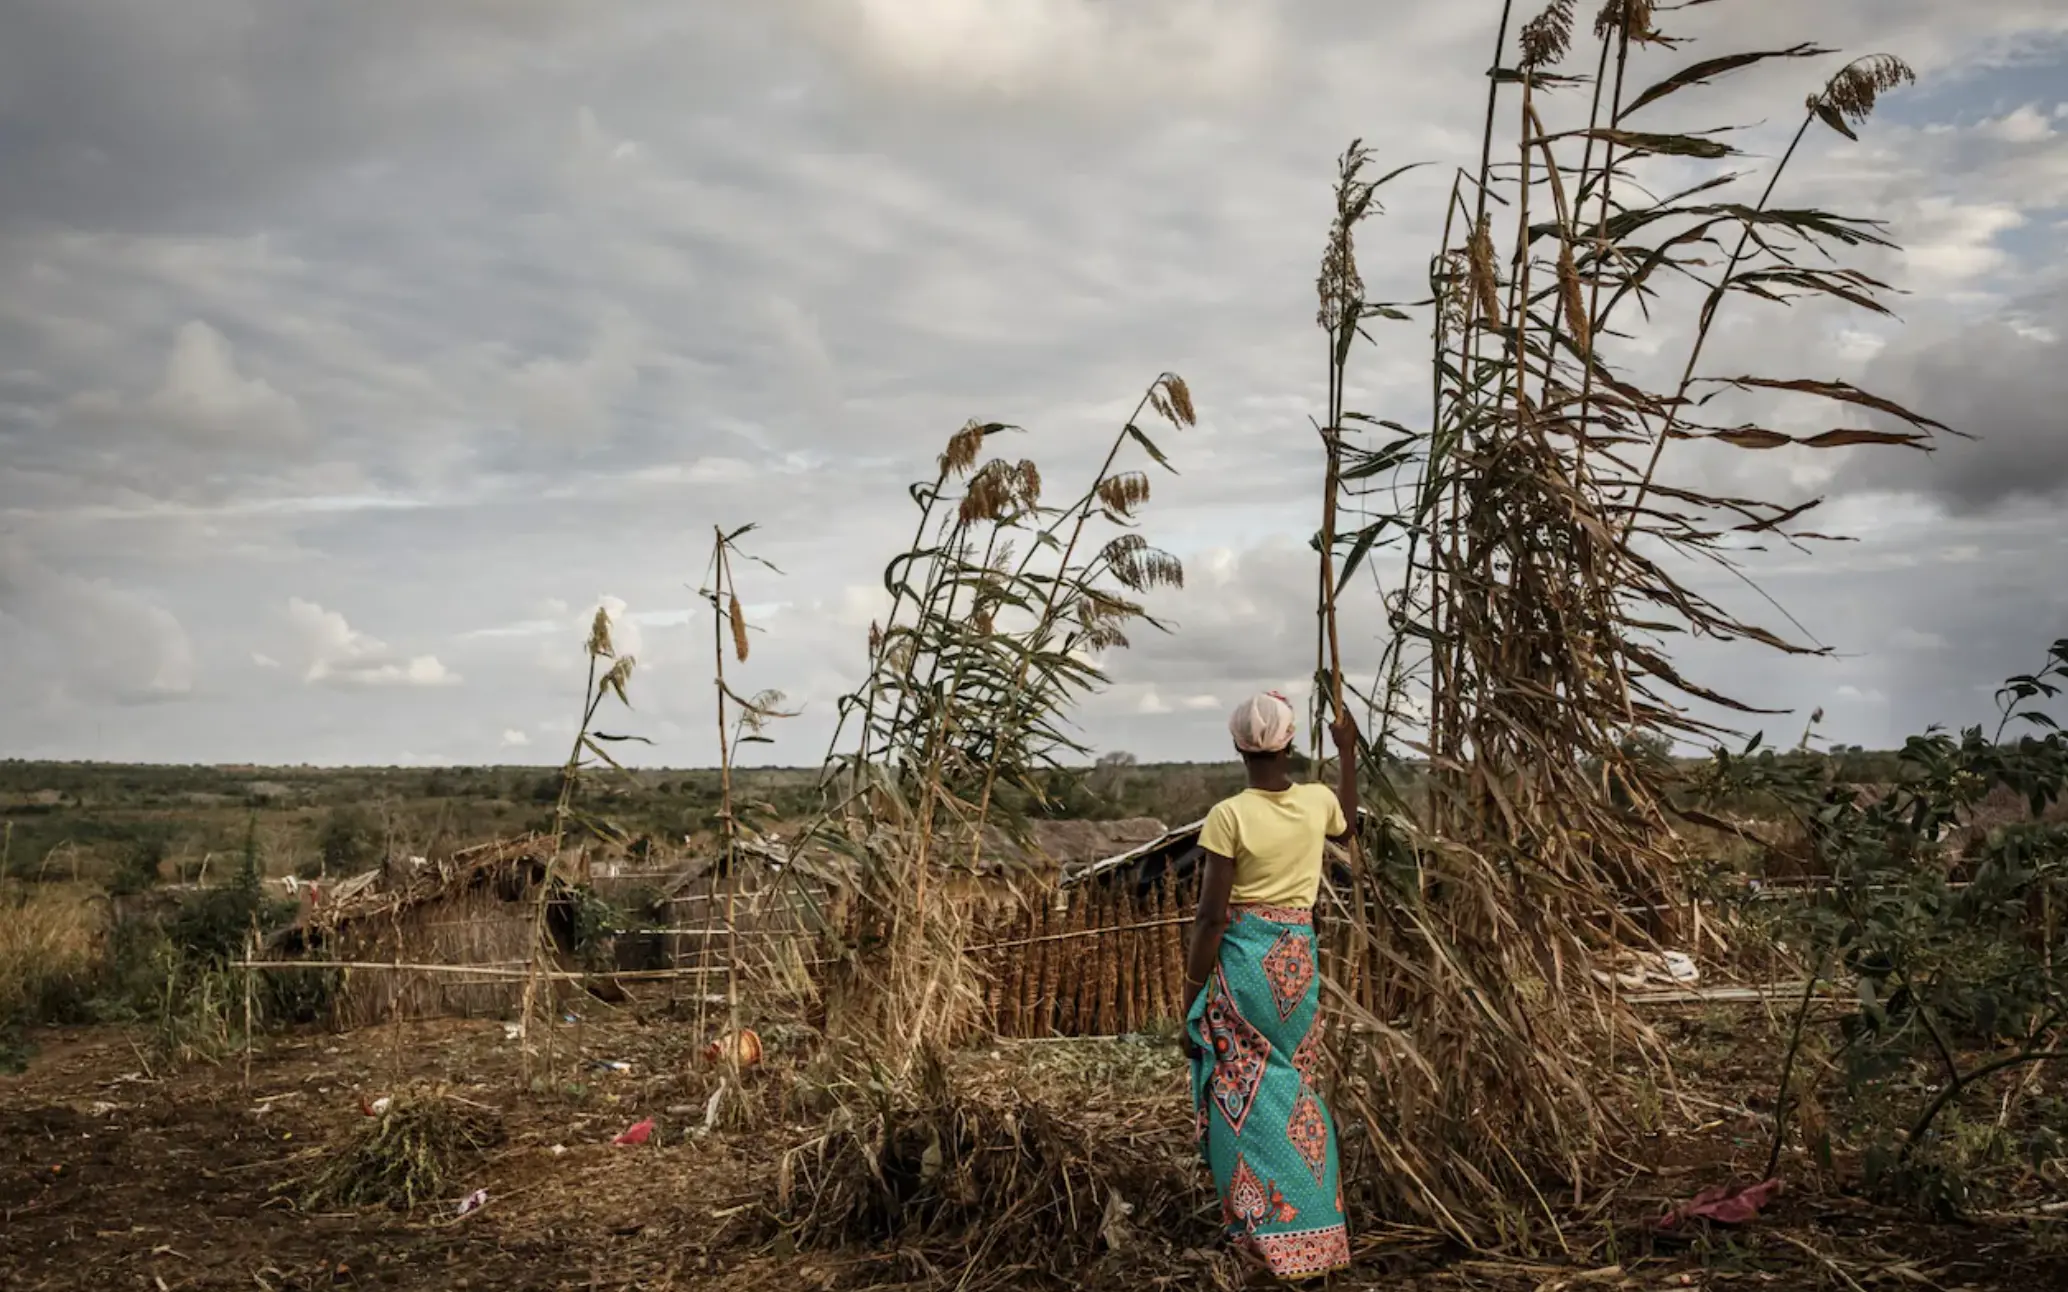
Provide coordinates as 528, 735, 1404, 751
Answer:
1703, 640, 2068, 1214
108, 837, 167, 897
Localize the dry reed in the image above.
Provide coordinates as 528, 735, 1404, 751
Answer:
1308, 0, 1937, 1241
0, 882, 101, 1025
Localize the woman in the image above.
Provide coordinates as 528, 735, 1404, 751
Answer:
1183, 691, 1357, 1281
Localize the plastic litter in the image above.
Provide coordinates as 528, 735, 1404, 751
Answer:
1660, 1178, 1781, 1229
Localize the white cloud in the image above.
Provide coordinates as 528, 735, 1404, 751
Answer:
252, 651, 281, 668
0, 539, 195, 705
501, 728, 530, 748
787, 0, 1285, 101
1900, 198, 2026, 287
1982, 104, 2057, 143
286, 597, 461, 689
1889, 628, 1949, 653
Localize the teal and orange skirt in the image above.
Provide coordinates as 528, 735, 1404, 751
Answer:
1186, 903, 1350, 1280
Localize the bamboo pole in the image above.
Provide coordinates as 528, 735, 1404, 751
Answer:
1029, 898, 1056, 1037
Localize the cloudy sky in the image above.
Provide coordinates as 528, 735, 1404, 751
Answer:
2, 0, 2065, 768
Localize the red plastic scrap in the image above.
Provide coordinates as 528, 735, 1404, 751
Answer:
1659, 1177, 1781, 1229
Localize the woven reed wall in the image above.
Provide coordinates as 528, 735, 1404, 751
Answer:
328, 886, 536, 1027
975, 873, 1200, 1038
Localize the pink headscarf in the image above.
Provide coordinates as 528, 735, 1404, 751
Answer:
1229, 691, 1297, 754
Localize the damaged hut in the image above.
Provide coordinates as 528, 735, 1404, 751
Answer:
974, 811, 1370, 1038
263, 834, 583, 1028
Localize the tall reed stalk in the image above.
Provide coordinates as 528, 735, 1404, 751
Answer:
1311, 0, 1941, 1239
698, 525, 792, 1056
807, 381, 1192, 1072
516, 608, 639, 1085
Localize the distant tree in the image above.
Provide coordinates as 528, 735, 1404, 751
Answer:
109, 837, 167, 897
1622, 730, 1676, 764
1091, 750, 1139, 801
317, 807, 378, 876
528, 773, 565, 805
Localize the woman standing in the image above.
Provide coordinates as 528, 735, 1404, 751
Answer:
1182, 691, 1357, 1280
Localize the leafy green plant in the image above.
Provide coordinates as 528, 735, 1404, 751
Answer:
565, 887, 633, 974
108, 836, 168, 897
317, 806, 379, 876
1699, 641, 2068, 1212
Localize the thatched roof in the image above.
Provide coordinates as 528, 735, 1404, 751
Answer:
1064, 806, 1374, 892
987, 817, 1170, 871
266, 833, 555, 952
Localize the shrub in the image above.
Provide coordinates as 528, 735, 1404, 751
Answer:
1707, 641, 2068, 1212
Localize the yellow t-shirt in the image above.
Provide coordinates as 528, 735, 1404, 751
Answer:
1198, 783, 1347, 909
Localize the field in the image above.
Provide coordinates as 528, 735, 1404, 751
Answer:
7, 998, 2066, 1291
7, 751, 2068, 1290
0, 759, 1244, 890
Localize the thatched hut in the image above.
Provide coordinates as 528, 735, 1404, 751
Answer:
263, 834, 573, 1028
971, 809, 1373, 1038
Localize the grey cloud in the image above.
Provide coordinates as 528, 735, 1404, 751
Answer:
2, 0, 2065, 765
0, 537, 195, 706
1848, 300, 2068, 512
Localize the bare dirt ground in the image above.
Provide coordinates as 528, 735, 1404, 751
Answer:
3, 1014, 2063, 1291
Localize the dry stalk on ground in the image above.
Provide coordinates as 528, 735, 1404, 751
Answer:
299, 1089, 503, 1212
778, 1058, 1209, 1281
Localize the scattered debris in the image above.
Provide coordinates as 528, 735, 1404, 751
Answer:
1598, 949, 1702, 992
702, 1028, 763, 1068
611, 1118, 655, 1147
1660, 1178, 1782, 1229
455, 1188, 488, 1217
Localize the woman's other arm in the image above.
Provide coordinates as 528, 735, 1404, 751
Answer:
1328, 711, 1359, 843
1180, 851, 1236, 1058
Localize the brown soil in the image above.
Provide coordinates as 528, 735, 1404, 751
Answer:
3, 1015, 2063, 1291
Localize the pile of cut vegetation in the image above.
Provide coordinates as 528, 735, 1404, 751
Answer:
298, 1087, 504, 1212
775, 1053, 1209, 1280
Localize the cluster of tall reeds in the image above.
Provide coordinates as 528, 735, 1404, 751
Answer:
1310, 0, 1942, 1239
809, 378, 1193, 1069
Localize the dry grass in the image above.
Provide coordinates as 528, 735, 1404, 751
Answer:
779, 1051, 1211, 1282
299, 1087, 505, 1212
0, 882, 102, 1026
808, 376, 1195, 1074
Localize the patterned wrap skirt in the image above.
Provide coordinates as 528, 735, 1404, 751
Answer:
1186, 903, 1350, 1280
